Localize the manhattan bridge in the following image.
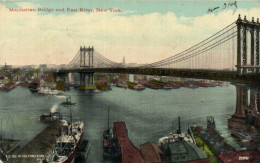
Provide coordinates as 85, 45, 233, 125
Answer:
48, 14, 260, 130
51, 15, 260, 84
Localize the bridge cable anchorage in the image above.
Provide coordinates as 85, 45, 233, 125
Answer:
140, 21, 236, 68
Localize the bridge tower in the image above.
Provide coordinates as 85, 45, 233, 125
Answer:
79, 46, 95, 89
236, 15, 260, 74
80, 46, 94, 68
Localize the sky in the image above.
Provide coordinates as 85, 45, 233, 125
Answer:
0, 0, 259, 65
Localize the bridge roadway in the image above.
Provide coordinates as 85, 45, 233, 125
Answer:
50, 68, 260, 83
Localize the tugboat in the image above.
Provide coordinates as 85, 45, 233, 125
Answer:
103, 107, 121, 161
40, 112, 63, 123
60, 97, 76, 106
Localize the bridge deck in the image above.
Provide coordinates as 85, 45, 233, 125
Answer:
52, 68, 260, 84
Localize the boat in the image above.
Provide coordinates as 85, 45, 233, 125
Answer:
40, 112, 63, 123
158, 116, 195, 146
163, 86, 172, 89
60, 97, 76, 106
103, 108, 121, 161
28, 79, 40, 93
44, 102, 84, 163
74, 139, 91, 161
47, 120, 84, 163
38, 87, 63, 95
187, 84, 199, 89
0, 149, 8, 163
133, 84, 145, 90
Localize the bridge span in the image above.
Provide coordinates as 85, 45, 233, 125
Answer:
45, 15, 260, 85
54, 67, 260, 83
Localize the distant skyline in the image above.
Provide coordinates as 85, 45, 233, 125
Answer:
0, 0, 259, 65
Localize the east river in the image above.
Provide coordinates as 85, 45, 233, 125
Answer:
0, 84, 236, 162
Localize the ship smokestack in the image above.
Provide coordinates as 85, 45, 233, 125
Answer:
177, 116, 181, 134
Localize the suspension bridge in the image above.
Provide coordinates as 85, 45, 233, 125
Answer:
51, 15, 260, 84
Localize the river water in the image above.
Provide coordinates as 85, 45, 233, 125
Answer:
0, 84, 236, 162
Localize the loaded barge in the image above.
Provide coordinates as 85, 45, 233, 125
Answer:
8, 121, 62, 163
8, 119, 86, 163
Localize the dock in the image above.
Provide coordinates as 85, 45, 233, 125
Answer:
8, 121, 62, 163
114, 122, 146, 163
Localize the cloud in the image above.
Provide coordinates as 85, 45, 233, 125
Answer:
0, 2, 259, 65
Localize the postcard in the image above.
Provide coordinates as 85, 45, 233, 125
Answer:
0, 0, 260, 163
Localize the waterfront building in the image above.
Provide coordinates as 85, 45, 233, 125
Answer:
161, 139, 209, 163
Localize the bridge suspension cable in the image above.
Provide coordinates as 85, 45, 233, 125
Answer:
66, 50, 80, 68
140, 21, 237, 70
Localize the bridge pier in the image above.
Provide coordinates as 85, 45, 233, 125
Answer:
228, 83, 260, 130
52, 73, 68, 83
53, 73, 57, 83
249, 86, 260, 114
57, 73, 69, 83
79, 72, 95, 88
228, 84, 250, 131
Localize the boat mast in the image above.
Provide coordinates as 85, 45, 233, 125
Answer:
172, 121, 173, 134
107, 107, 110, 130
69, 96, 73, 134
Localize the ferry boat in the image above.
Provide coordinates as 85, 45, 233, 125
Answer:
28, 79, 40, 93
38, 87, 63, 95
